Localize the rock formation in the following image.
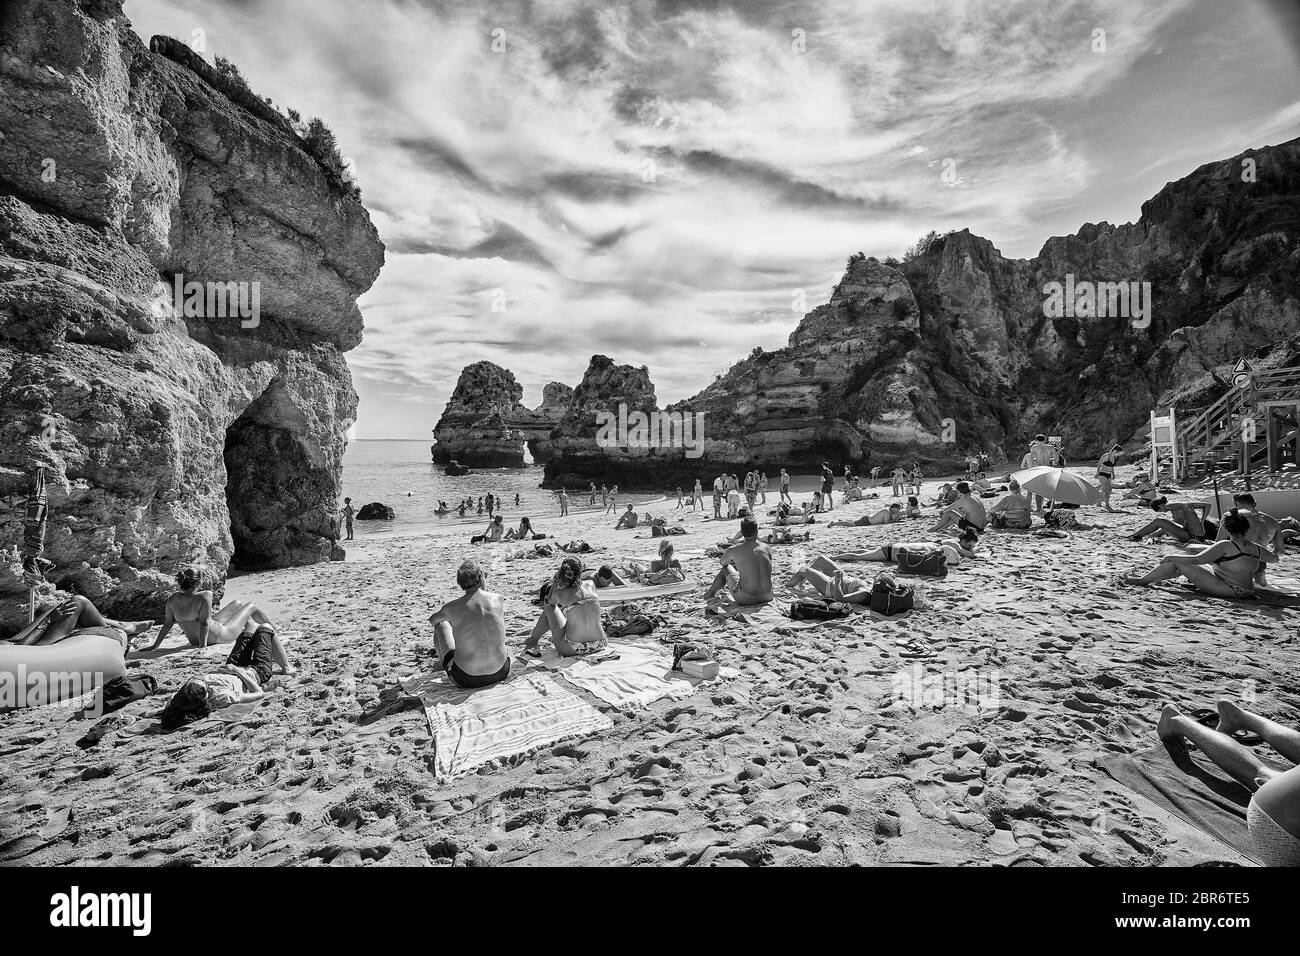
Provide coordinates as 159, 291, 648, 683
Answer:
535, 135, 1300, 486
0, 0, 384, 633
356, 502, 395, 521
431, 361, 572, 466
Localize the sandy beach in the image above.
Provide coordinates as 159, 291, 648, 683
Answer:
2, 466, 1296, 868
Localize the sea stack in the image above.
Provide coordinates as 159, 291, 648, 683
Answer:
0, 0, 384, 631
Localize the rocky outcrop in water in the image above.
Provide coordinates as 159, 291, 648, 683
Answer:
431, 361, 572, 467
0, 0, 384, 632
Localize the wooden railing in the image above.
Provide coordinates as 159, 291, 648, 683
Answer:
1176, 367, 1300, 477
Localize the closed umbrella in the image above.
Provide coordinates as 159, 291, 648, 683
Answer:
21, 467, 51, 622
1014, 467, 1102, 506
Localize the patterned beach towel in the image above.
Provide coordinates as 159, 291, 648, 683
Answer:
398, 670, 612, 780
533, 639, 730, 710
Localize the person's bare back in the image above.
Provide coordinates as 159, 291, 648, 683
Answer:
432, 588, 507, 676
723, 538, 773, 605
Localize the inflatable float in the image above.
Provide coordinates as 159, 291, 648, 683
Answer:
1204, 490, 1300, 522
0, 633, 127, 711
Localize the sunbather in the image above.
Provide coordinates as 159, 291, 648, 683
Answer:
138, 567, 272, 650
763, 528, 811, 545
4, 593, 152, 648
627, 540, 686, 584
158, 622, 295, 730
832, 529, 978, 568
988, 479, 1033, 529
1156, 698, 1300, 867
787, 554, 874, 604
503, 516, 537, 541
614, 504, 639, 530
1120, 512, 1274, 598
828, 503, 902, 527
524, 557, 608, 657
703, 517, 772, 606
428, 560, 510, 687
582, 564, 629, 587
1126, 497, 1214, 543
1215, 493, 1285, 587
470, 516, 505, 544
931, 482, 987, 533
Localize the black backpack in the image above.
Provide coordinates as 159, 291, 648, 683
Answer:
789, 598, 852, 621
869, 572, 914, 615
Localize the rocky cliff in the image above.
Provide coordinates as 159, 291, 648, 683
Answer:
529, 135, 1300, 486
0, 0, 384, 632
431, 361, 572, 467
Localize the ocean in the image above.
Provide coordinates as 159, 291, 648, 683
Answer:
339, 440, 667, 539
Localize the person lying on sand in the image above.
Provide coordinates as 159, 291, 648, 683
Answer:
703, 517, 773, 606
773, 502, 816, 526
427, 560, 510, 688
1156, 698, 1300, 867
136, 567, 272, 651
1126, 497, 1214, 544
763, 528, 812, 545
4, 594, 151, 648
988, 479, 1033, 529
470, 516, 505, 544
556, 540, 594, 554
1120, 512, 1275, 598
582, 565, 628, 588
787, 555, 875, 604
524, 557, 608, 658
828, 503, 902, 527
158, 622, 296, 730
1121, 476, 1158, 503
931, 482, 987, 533
614, 504, 639, 530
832, 529, 979, 568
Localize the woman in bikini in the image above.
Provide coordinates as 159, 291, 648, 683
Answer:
503, 516, 535, 541
1120, 512, 1275, 598
523, 557, 608, 658
1096, 443, 1122, 512
134, 567, 273, 650
3, 594, 152, 647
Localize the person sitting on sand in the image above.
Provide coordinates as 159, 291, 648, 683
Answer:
970, 472, 994, 495
1156, 698, 1300, 867
831, 529, 978, 568
933, 483, 959, 508
1126, 497, 1214, 544
1120, 512, 1275, 598
158, 621, 297, 730
905, 496, 922, 518
426, 560, 510, 688
4, 593, 152, 648
470, 515, 505, 544
931, 482, 987, 533
629, 540, 686, 585
1215, 493, 1285, 586
988, 479, 1033, 529
828, 503, 902, 527
524, 557, 608, 658
703, 517, 772, 607
1121, 476, 1158, 503
136, 567, 273, 651
504, 516, 535, 541
614, 504, 639, 530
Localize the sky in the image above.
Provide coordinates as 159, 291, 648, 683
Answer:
126, 0, 1300, 438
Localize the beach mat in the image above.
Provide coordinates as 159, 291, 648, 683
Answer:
398, 670, 612, 779
705, 597, 826, 632
598, 580, 697, 605
533, 639, 729, 710
1099, 742, 1286, 865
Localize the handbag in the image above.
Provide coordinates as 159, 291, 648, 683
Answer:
869, 571, 914, 615
895, 547, 948, 577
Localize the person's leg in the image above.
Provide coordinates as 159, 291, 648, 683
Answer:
262, 627, 296, 675
5, 603, 60, 646
1179, 564, 1243, 598
1217, 700, 1300, 763
1123, 558, 1183, 586
1129, 518, 1189, 542
930, 511, 959, 533
1158, 704, 1276, 789
831, 548, 889, 562
809, 555, 841, 575
786, 567, 833, 596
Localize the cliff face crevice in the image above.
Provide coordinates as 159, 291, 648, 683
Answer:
0, 0, 384, 632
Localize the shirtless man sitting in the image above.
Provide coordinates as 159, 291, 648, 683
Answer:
614, 504, 639, 530
1127, 496, 1214, 544
427, 560, 510, 689
703, 517, 773, 606
930, 482, 987, 533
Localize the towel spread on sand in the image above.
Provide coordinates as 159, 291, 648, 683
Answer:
597, 580, 697, 604
533, 639, 730, 709
398, 670, 612, 779
1100, 742, 1291, 865
705, 597, 828, 632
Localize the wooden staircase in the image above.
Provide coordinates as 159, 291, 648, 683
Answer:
1176, 367, 1300, 480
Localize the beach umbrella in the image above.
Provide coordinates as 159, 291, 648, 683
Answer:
21, 467, 50, 622
1015, 467, 1102, 506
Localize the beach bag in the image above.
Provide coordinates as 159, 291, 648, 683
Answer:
604, 612, 661, 637
1045, 510, 1078, 529
990, 513, 1007, 529
789, 598, 851, 621
869, 572, 914, 615
895, 547, 948, 578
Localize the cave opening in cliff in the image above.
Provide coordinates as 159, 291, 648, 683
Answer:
223, 387, 335, 572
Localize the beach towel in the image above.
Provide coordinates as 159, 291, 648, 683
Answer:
597, 580, 697, 605
704, 597, 826, 632
533, 639, 727, 709
398, 670, 612, 779
1169, 582, 1300, 608
1099, 743, 1290, 865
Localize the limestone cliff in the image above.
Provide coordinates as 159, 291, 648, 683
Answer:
431, 361, 572, 466
0, 0, 384, 632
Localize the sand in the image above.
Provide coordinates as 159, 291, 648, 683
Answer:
2, 468, 1298, 867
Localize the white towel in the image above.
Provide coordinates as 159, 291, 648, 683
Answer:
534, 639, 730, 710
398, 670, 612, 780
